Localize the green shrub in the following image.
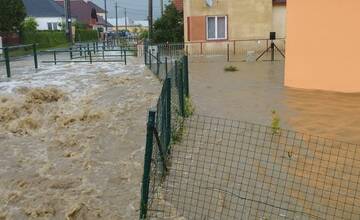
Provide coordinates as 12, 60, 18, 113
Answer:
75, 29, 99, 42
21, 31, 67, 48
224, 65, 238, 72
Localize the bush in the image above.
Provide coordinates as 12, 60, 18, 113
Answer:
21, 31, 67, 48
224, 65, 238, 72
75, 29, 99, 42
21, 17, 38, 33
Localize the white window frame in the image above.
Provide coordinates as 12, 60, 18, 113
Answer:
206, 16, 228, 40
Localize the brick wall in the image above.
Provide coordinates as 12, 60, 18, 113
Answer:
173, 0, 183, 12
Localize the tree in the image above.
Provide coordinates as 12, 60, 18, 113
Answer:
0, 0, 27, 32
21, 17, 38, 33
152, 3, 183, 43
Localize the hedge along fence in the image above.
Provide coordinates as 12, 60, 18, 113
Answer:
75, 29, 99, 42
21, 31, 67, 49
140, 43, 191, 219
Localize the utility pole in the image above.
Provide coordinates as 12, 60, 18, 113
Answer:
64, 0, 73, 42
115, 2, 119, 34
160, 0, 163, 15
104, 0, 108, 32
148, 0, 153, 40
124, 8, 127, 31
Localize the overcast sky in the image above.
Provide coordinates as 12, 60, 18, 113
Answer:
92, 0, 171, 20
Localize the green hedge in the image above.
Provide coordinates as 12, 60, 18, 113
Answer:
21, 31, 67, 48
75, 29, 99, 42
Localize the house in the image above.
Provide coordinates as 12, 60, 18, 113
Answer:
22, 0, 65, 30
285, 0, 360, 92
55, 0, 111, 30
181, 0, 286, 42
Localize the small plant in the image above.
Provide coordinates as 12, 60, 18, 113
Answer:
184, 97, 195, 117
271, 110, 281, 135
224, 65, 238, 72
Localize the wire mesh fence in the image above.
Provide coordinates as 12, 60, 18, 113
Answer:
144, 114, 360, 220
140, 45, 190, 219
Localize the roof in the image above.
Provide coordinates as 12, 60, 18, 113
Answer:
87, 1, 105, 13
22, 0, 64, 17
55, 0, 111, 26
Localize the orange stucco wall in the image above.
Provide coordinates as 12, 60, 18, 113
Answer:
285, 0, 360, 92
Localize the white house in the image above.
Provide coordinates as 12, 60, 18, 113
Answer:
22, 0, 65, 30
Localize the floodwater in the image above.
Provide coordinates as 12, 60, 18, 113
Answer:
0, 56, 161, 219
189, 59, 360, 144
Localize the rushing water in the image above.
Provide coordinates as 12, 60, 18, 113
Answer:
0, 56, 161, 219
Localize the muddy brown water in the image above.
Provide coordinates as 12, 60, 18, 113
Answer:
0, 57, 161, 219
189, 59, 360, 145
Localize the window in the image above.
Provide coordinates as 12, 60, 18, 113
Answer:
53, 23, 58, 30
47, 23, 53, 30
206, 16, 227, 40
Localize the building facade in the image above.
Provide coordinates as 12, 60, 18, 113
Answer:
285, 0, 360, 92
183, 0, 286, 42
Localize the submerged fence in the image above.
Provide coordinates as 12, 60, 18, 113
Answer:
140, 44, 360, 220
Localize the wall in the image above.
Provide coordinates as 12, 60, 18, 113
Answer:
183, 0, 272, 42
272, 5, 286, 38
35, 17, 64, 30
285, 0, 360, 92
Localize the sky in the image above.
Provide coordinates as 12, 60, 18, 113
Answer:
92, 0, 171, 20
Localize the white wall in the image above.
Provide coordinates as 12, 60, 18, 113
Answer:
272, 5, 286, 38
35, 17, 64, 30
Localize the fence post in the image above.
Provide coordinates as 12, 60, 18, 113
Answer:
89, 46, 92, 64
140, 110, 156, 219
32, 44, 38, 69
53, 51, 57, 65
156, 52, 160, 76
165, 77, 171, 148
93, 42, 96, 54
149, 50, 152, 70
233, 41, 236, 55
165, 57, 168, 77
79, 45, 83, 56
227, 44, 230, 62
4, 47, 10, 78
102, 44, 105, 59
69, 47, 73, 60
183, 55, 190, 97
176, 61, 185, 117
124, 50, 127, 65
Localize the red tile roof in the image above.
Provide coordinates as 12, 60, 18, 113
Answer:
55, 0, 111, 26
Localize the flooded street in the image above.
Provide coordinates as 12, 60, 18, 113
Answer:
0, 57, 160, 219
189, 59, 360, 144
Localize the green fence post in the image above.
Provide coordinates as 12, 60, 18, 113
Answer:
93, 42, 96, 54
140, 110, 156, 219
53, 51, 57, 65
124, 50, 127, 65
165, 77, 171, 149
149, 50, 152, 70
165, 57, 168, 78
69, 47, 73, 60
183, 55, 189, 97
156, 52, 160, 76
4, 47, 10, 78
102, 44, 105, 59
176, 61, 185, 117
32, 44, 38, 69
89, 47, 92, 64
79, 45, 83, 56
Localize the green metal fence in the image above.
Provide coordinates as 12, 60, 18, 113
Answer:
140, 46, 190, 219
140, 44, 360, 220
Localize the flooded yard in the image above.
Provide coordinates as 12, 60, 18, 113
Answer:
0, 57, 160, 219
189, 59, 360, 144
